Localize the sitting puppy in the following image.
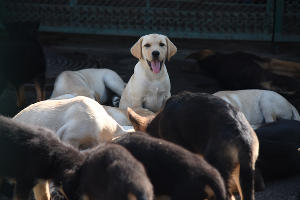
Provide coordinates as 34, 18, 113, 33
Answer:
50, 68, 126, 106
14, 96, 129, 150
255, 119, 300, 180
214, 89, 300, 129
0, 115, 153, 200
119, 34, 177, 112
128, 91, 259, 200
114, 132, 227, 200
0, 21, 46, 107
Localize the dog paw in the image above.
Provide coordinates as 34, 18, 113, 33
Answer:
112, 96, 120, 107
50, 187, 66, 200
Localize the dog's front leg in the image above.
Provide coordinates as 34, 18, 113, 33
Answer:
33, 180, 51, 200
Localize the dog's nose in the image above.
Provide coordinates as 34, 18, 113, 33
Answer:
152, 51, 160, 57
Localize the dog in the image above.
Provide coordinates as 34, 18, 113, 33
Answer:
214, 89, 300, 129
50, 93, 154, 127
50, 68, 126, 106
255, 119, 300, 180
114, 132, 227, 200
186, 50, 300, 111
0, 116, 153, 200
14, 96, 129, 150
127, 91, 259, 200
0, 21, 46, 107
119, 34, 177, 112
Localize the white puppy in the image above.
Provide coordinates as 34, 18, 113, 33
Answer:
14, 96, 129, 150
119, 34, 177, 112
214, 89, 300, 129
51, 68, 126, 105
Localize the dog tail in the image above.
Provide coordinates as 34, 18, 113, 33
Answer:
291, 104, 300, 121
103, 69, 126, 97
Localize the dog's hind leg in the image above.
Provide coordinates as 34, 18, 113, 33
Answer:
33, 181, 50, 200
16, 85, 25, 107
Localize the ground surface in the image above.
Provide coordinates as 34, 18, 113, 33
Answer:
0, 32, 299, 199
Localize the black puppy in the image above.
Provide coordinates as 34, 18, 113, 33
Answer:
128, 91, 259, 200
0, 116, 153, 200
255, 119, 300, 180
0, 21, 46, 107
114, 132, 227, 200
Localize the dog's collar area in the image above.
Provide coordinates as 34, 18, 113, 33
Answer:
146, 59, 163, 73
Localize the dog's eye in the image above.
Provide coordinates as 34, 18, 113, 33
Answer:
159, 43, 165, 47
144, 44, 151, 48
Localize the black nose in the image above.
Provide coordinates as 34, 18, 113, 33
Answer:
152, 51, 160, 57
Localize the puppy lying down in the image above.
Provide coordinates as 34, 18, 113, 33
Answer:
214, 89, 300, 129
14, 96, 130, 150
51, 68, 126, 105
0, 115, 153, 200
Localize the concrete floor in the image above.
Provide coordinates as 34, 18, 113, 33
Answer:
0, 32, 300, 199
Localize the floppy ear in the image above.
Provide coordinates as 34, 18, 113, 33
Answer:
186, 49, 215, 61
166, 37, 177, 61
127, 107, 151, 132
130, 37, 143, 60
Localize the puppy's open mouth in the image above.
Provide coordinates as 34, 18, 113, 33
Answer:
147, 60, 164, 74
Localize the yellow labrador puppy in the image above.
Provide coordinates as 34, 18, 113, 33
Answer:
119, 34, 177, 112
214, 89, 300, 129
51, 68, 126, 105
14, 96, 129, 150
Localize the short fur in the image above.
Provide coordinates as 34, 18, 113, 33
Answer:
114, 132, 227, 200
255, 119, 300, 180
0, 21, 46, 107
14, 96, 128, 150
0, 116, 153, 200
51, 68, 126, 105
214, 89, 300, 129
128, 92, 259, 200
119, 34, 177, 112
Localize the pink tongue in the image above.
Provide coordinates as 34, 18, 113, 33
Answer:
151, 60, 161, 74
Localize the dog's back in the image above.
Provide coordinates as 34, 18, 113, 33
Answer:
114, 132, 227, 200
0, 115, 80, 181
145, 91, 259, 200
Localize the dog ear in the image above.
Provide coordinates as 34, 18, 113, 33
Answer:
127, 107, 150, 132
166, 37, 177, 61
131, 37, 143, 60
186, 49, 215, 61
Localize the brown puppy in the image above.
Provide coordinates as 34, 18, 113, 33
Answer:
114, 132, 227, 200
128, 91, 259, 200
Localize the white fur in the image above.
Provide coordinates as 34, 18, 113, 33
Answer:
119, 34, 177, 112
14, 96, 129, 150
214, 89, 300, 129
51, 68, 126, 104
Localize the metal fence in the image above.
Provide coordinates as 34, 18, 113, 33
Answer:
0, 0, 299, 41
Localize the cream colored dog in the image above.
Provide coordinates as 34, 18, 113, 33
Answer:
51, 68, 126, 105
14, 96, 129, 150
119, 34, 177, 112
214, 89, 300, 129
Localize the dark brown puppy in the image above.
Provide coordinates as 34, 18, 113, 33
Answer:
0, 21, 46, 107
0, 116, 153, 200
128, 91, 259, 200
186, 50, 300, 111
114, 132, 227, 200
